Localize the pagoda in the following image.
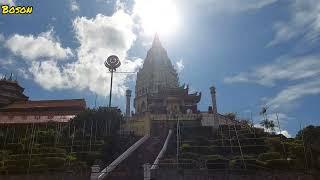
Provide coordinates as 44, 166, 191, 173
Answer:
0, 74, 29, 107
133, 34, 201, 115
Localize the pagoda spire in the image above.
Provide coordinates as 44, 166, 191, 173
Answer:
152, 33, 162, 48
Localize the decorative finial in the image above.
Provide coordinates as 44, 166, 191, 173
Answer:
152, 33, 162, 48
9, 73, 13, 80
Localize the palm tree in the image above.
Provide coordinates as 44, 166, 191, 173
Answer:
260, 119, 276, 133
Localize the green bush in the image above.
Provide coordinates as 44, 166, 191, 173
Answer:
75, 151, 101, 165
180, 143, 191, 152
201, 155, 226, 161
5, 159, 31, 168
5, 143, 24, 153
42, 157, 66, 168
288, 144, 304, 159
180, 152, 199, 160
232, 155, 255, 160
258, 152, 281, 161
0, 151, 9, 161
38, 147, 66, 154
30, 164, 48, 173
265, 159, 290, 169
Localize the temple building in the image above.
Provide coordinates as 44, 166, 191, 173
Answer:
124, 35, 237, 136
134, 35, 201, 115
0, 75, 86, 124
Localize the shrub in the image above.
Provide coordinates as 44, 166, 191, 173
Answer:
42, 157, 66, 168
38, 147, 66, 154
232, 155, 255, 160
201, 155, 226, 161
265, 159, 290, 170
180, 152, 199, 160
5, 159, 31, 168
30, 164, 48, 173
6, 143, 24, 154
258, 152, 281, 161
288, 144, 304, 159
75, 151, 102, 165
180, 143, 191, 152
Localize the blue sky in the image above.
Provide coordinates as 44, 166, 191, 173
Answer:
0, 0, 319, 137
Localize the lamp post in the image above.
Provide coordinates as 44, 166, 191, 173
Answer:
105, 55, 121, 107
104, 55, 121, 136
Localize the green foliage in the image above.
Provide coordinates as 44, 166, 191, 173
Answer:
265, 137, 283, 153
232, 155, 255, 160
201, 155, 226, 161
180, 143, 191, 152
288, 143, 304, 159
70, 107, 123, 137
260, 119, 276, 132
180, 152, 199, 160
258, 152, 281, 161
6, 143, 24, 154
265, 159, 290, 170
224, 112, 236, 120
38, 147, 66, 154
42, 157, 66, 168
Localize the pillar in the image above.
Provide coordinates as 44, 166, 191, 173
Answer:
126, 89, 132, 117
210, 86, 217, 114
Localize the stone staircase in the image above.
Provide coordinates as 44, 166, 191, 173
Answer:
106, 136, 164, 180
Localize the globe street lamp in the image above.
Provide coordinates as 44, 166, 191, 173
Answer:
105, 55, 121, 107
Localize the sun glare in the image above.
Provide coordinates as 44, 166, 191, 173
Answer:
134, 0, 180, 36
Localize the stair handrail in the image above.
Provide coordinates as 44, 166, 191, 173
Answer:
151, 129, 173, 170
93, 134, 150, 180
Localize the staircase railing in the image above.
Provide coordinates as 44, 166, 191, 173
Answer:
151, 129, 172, 170
91, 134, 150, 180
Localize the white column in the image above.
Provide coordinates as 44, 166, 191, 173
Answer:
210, 86, 217, 114
126, 89, 132, 117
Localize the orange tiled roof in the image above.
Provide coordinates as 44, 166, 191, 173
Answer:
0, 99, 86, 110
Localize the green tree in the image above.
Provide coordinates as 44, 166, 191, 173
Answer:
260, 119, 276, 133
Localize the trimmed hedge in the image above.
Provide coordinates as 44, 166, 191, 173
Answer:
200, 155, 226, 161
258, 152, 281, 161
265, 159, 290, 170
41, 157, 66, 168
180, 152, 200, 160
6, 143, 24, 154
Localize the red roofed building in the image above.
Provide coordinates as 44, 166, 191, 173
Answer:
0, 76, 86, 124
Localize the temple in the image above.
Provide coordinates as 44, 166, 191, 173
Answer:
134, 34, 201, 115
124, 35, 237, 136
0, 75, 86, 124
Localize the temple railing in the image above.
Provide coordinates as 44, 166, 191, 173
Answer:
91, 134, 150, 180
151, 129, 172, 170
151, 114, 202, 121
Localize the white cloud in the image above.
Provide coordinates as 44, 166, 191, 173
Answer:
28, 10, 142, 96
0, 0, 15, 6
267, 79, 320, 110
253, 123, 291, 137
224, 55, 320, 86
225, 55, 320, 111
0, 58, 14, 66
5, 30, 73, 61
269, 0, 320, 46
175, 59, 184, 73
276, 130, 291, 138
178, 0, 278, 13
70, 0, 80, 12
